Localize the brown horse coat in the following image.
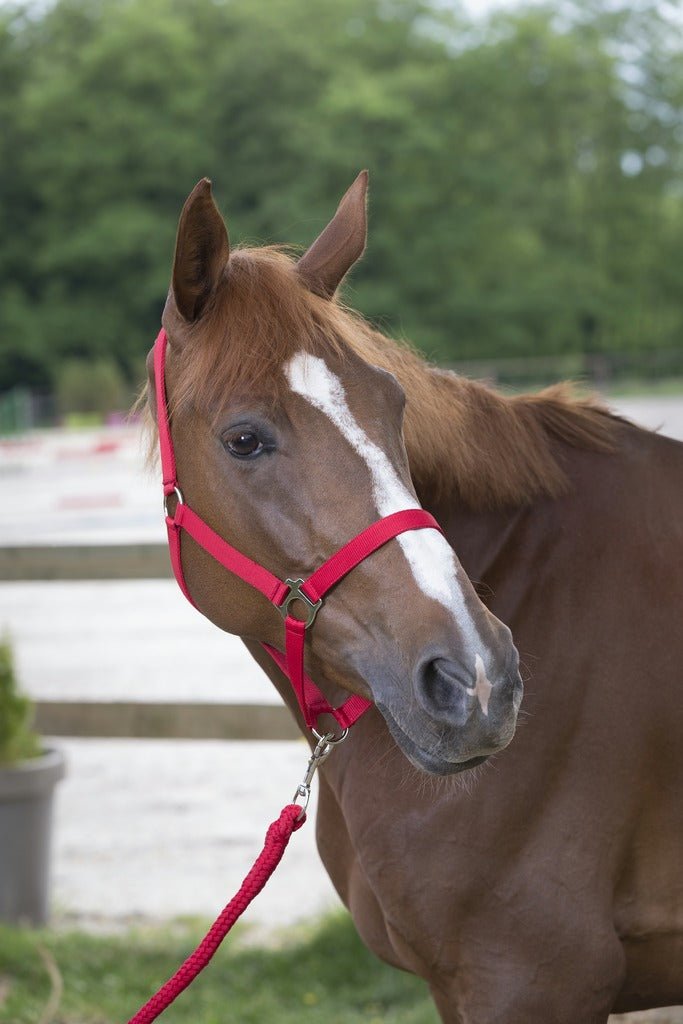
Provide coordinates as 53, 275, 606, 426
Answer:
152, 174, 683, 1023
246, 412, 683, 1022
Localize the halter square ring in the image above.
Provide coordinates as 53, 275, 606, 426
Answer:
278, 579, 323, 628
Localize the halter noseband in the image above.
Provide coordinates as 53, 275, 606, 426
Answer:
154, 327, 443, 734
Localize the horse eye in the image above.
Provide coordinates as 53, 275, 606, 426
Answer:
225, 430, 264, 459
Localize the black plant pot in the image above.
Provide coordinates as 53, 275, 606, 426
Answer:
0, 748, 66, 925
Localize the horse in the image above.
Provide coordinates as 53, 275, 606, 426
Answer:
144, 171, 683, 1022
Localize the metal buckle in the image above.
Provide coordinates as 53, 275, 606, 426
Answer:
292, 730, 342, 820
278, 578, 323, 628
312, 726, 349, 745
163, 485, 184, 518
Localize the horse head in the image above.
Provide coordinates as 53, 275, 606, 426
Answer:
146, 173, 523, 774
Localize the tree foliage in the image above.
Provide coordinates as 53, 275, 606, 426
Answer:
1, 0, 682, 393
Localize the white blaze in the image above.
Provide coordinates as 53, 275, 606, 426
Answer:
285, 351, 493, 708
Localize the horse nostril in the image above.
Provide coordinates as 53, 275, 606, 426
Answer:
416, 658, 473, 717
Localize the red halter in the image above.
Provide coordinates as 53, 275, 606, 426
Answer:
154, 327, 443, 733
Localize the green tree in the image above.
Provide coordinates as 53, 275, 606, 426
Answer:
0, 0, 681, 394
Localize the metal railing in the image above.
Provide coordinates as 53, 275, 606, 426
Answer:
0, 544, 299, 741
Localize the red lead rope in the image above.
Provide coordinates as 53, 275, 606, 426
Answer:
127, 804, 305, 1024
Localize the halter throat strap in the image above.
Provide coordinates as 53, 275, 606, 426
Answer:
153, 328, 443, 732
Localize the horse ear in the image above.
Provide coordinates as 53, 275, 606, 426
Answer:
297, 170, 368, 299
172, 178, 230, 322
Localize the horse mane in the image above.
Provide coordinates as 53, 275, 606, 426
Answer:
162, 246, 622, 512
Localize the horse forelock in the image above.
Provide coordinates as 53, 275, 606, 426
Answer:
145, 243, 622, 511
162, 247, 349, 418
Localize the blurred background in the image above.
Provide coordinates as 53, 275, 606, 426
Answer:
1, 0, 683, 423
0, 0, 682, 1020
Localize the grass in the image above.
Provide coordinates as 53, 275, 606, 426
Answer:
2, 915, 681, 1023
0, 912, 437, 1024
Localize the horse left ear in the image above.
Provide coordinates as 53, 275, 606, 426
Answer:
172, 178, 230, 322
297, 170, 368, 299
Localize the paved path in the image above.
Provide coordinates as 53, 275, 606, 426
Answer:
51, 738, 338, 932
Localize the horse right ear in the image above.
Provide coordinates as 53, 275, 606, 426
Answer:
297, 170, 368, 299
172, 178, 230, 322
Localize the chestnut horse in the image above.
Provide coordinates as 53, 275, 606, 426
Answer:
146, 173, 683, 1022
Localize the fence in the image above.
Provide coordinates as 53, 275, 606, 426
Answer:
450, 347, 683, 389
0, 544, 299, 741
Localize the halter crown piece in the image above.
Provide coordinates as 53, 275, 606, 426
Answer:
154, 327, 443, 733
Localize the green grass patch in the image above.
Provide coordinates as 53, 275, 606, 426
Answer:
61, 412, 106, 429
0, 912, 437, 1023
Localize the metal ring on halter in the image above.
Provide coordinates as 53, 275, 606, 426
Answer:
312, 727, 349, 745
163, 485, 185, 518
278, 578, 323, 628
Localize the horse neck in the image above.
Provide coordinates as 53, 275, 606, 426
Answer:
396, 366, 565, 511
368, 336, 616, 512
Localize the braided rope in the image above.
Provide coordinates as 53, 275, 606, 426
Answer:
126, 804, 305, 1024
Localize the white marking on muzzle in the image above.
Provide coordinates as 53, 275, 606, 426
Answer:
285, 352, 489, 664
467, 654, 493, 716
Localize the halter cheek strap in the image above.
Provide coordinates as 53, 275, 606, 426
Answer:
153, 328, 443, 732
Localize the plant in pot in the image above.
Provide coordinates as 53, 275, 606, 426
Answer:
0, 635, 65, 925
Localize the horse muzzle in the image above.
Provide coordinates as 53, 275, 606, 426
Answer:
374, 644, 523, 775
